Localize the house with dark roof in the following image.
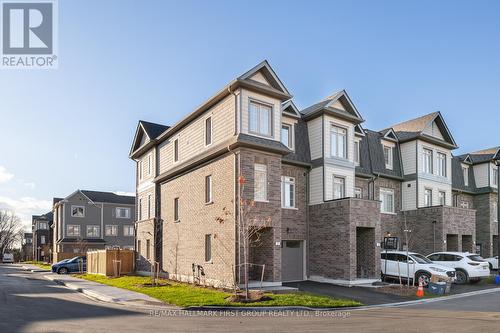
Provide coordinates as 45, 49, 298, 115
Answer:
52, 190, 135, 262
32, 212, 53, 262
22, 232, 33, 261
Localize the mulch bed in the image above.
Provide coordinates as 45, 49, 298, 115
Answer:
226, 291, 273, 303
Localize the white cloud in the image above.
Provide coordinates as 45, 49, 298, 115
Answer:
0, 166, 14, 183
0, 196, 52, 231
114, 191, 135, 197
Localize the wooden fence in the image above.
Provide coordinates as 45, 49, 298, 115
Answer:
53, 252, 86, 263
87, 249, 135, 276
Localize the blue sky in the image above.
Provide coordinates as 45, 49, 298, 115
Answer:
1, 0, 499, 229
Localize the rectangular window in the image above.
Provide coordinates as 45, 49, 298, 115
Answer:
281, 124, 293, 149
437, 152, 446, 177
463, 165, 469, 186
383, 146, 393, 169
354, 140, 360, 165
41, 235, 46, 244
281, 176, 295, 208
423, 148, 433, 174
86, 225, 100, 238
333, 176, 345, 199
148, 153, 152, 175
66, 225, 80, 237
205, 234, 212, 262
249, 101, 272, 136
137, 240, 141, 255
205, 175, 213, 203
146, 239, 150, 260
205, 117, 212, 146
380, 188, 395, 213
438, 191, 446, 206
105, 225, 118, 236
461, 201, 469, 209
254, 164, 268, 202
173, 138, 179, 162
115, 207, 131, 219
174, 197, 180, 221
354, 187, 362, 199
331, 125, 347, 159
138, 198, 142, 220
139, 160, 143, 180
493, 203, 498, 222
494, 168, 498, 187
71, 206, 85, 217
39, 222, 48, 230
424, 188, 433, 207
123, 225, 134, 236
147, 194, 152, 219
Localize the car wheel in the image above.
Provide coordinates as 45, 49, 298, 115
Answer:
455, 270, 469, 284
58, 267, 69, 274
415, 272, 431, 287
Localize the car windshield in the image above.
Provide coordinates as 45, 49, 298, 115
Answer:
467, 255, 485, 262
411, 254, 432, 264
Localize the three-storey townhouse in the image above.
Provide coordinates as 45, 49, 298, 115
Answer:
52, 190, 135, 262
32, 213, 53, 262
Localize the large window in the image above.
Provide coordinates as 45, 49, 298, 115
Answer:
205, 175, 213, 204
66, 225, 80, 237
87, 225, 100, 238
380, 188, 395, 213
383, 146, 393, 170
333, 176, 345, 199
116, 207, 131, 219
331, 125, 347, 159
354, 140, 360, 165
205, 234, 212, 262
437, 152, 447, 177
254, 164, 268, 202
105, 225, 118, 236
249, 101, 272, 136
462, 165, 469, 186
174, 197, 180, 221
71, 205, 85, 217
205, 116, 212, 146
281, 176, 295, 208
424, 188, 433, 207
123, 225, 134, 236
438, 191, 446, 206
281, 124, 293, 149
423, 148, 433, 174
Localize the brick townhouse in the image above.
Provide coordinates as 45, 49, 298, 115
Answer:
130, 60, 498, 287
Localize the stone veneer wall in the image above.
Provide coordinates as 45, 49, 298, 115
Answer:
308, 198, 381, 281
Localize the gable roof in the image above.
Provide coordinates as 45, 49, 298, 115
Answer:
385, 112, 457, 148
80, 190, 135, 205
354, 124, 366, 136
130, 120, 170, 158
281, 100, 301, 119
380, 128, 398, 141
300, 90, 364, 123
458, 146, 500, 164
238, 60, 291, 96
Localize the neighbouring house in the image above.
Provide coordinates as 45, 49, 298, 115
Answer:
52, 190, 136, 262
453, 147, 500, 258
32, 213, 53, 262
129, 60, 493, 287
22, 232, 33, 261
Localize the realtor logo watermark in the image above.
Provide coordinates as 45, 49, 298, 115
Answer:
1, 0, 58, 69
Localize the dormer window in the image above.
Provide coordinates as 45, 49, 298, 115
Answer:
462, 165, 469, 186
281, 123, 293, 149
331, 125, 347, 159
383, 145, 393, 170
249, 101, 272, 137
354, 140, 360, 166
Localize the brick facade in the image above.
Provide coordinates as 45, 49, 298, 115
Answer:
474, 193, 498, 257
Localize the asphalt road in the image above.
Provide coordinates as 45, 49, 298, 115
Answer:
1, 264, 500, 333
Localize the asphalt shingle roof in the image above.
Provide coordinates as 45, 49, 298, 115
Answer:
81, 190, 135, 205
140, 120, 169, 140
356, 130, 403, 178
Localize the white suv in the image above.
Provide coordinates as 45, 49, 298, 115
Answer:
427, 252, 490, 284
381, 251, 456, 286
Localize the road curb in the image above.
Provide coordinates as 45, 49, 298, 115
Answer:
21, 265, 50, 273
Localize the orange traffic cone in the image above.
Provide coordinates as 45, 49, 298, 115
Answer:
416, 279, 424, 297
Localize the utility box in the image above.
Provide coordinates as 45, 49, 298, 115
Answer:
428, 281, 451, 295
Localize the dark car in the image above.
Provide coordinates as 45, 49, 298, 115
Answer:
51, 256, 86, 274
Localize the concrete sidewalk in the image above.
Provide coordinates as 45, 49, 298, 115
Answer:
43, 273, 171, 308
20, 264, 51, 273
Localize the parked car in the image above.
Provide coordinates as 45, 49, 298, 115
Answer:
51, 256, 86, 274
2, 253, 14, 263
484, 256, 498, 270
426, 252, 490, 284
381, 251, 456, 286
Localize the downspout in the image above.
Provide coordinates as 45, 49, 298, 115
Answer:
227, 145, 240, 288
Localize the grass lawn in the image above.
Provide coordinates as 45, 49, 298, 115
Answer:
23, 261, 51, 270
76, 274, 362, 308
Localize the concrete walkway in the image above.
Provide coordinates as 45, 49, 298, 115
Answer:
43, 273, 170, 308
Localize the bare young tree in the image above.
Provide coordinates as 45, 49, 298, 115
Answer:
216, 175, 271, 300
0, 210, 24, 255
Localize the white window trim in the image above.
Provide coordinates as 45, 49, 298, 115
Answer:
205, 116, 213, 147
330, 124, 348, 160
71, 205, 85, 218
354, 139, 361, 166
86, 225, 100, 238
424, 188, 433, 207
436, 151, 447, 177
383, 145, 393, 170
332, 175, 346, 200
493, 168, 498, 187
105, 225, 118, 237
438, 190, 446, 206
123, 225, 134, 237
254, 164, 268, 202
173, 138, 179, 164
380, 188, 395, 214
281, 123, 294, 150
248, 99, 274, 138
66, 225, 81, 237
354, 187, 362, 199
462, 165, 469, 186
281, 176, 296, 209
115, 207, 131, 219
422, 148, 433, 174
